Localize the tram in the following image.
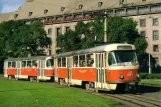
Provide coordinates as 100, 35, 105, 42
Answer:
54, 43, 140, 92
4, 56, 54, 82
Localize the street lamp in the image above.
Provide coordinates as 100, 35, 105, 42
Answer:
146, 37, 151, 74
91, 11, 108, 43
104, 11, 107, 42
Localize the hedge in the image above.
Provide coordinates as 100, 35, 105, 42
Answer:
140, 73, 161, 79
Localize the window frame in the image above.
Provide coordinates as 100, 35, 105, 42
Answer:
152, 30, 159, 40
153, 45, 159, 52
153, 18, 159, 26
140, 19, 146, 27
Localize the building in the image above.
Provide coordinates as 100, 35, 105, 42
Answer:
0, 0, 161, 66
0, 12, 13, 23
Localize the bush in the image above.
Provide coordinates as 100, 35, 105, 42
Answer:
140, 73, 161, 79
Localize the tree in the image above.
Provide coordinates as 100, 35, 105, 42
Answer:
56, 16, 148, 54
57, 30, 81, 53
0, 20, 52, 58
106, 16, 148, 54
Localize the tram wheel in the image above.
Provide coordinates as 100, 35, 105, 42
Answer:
8, 76, 12, 80
36, 77, 39, 82
30, 77, 34, 82
15, 77, 18, 81
95, 88, 99, 93
85, 83, 90, 90
59, 79, 64, 85
67, 84, 70, 87
115, 84, 126, 93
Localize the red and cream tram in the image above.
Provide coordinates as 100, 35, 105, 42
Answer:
4, 56, 54, 82
55, 43, 140, 92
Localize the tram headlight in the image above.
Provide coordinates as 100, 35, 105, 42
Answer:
120, 75, 124, 79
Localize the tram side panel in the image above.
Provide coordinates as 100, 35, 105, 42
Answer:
57, 68, 68, 79
44, 69, 54, 76
72, 68, 96, 82
21, 68, 39, 76
7, 68, 17, 76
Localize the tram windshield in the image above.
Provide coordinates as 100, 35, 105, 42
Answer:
46, 58, 54, 68
108, 50, 137, 66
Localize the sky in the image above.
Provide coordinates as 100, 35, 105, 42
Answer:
0, 0, 25, 13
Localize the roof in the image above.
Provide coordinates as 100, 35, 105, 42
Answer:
0, 12, 13, 23
7, 0, 161, 20
4, 56, 53, 61
55, 43, 136, 58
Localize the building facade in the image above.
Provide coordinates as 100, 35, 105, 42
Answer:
0, 0, 161, 66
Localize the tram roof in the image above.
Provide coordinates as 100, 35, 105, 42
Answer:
5, 56, 53, 61
56, 43, 135, 58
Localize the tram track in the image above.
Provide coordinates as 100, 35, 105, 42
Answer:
55, 82, 161, 107
89, 90, 161, 107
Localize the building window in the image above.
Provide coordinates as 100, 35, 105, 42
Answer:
14, 14, 18, 18
142, 0, 146, 2
153, 45, 159, 52
27, 0, 33, 2
56, 28, 62, 36
140, 19, 146, 27
153, 30, 159, 40
79, 4, 83, 9
65, 26, 70, 32
140, 31, 146, 37
98, 2, 103, 7
44, 9, 48, 14
151, 5, 161, 12
139, 6, 149, 14
48, 28, 52, 35
61, 7, 65, 12
127, 8, 137, 15
119, 0, 124, 5
116, 9, 126, 16
153, 18, 159, 26
29, 12, 33, 16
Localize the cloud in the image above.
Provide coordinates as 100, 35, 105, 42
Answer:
0, 0, 25, 13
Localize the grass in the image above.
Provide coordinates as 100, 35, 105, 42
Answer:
139, 79, 161, 86
0, 80, 121, 107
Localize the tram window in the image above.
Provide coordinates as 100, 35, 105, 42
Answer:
22, 61, 26, 67
62, 58, 66, 67
8, 62, 12, 68
79, 55, 86, 67
12, 62, 16, 68
32, 60, 37, 67
27, 61, 32, 67
46, 59, 54, 68
58, 58, 61, 67
108, 52, 116, 66
87, 54, 94, 67
73, 56, 78, 67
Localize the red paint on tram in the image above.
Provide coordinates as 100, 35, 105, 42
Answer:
72, 68, 96, 82
106, 69, 138, 82
57, 68, 68, 78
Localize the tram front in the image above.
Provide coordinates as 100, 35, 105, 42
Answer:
106, 46, 140, 92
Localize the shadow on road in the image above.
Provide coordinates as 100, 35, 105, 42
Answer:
137, 85, 161, 93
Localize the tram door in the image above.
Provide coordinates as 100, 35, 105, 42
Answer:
16, 61, 21, 78
96, 53, 106, 89
67, 57, 72, 84
38, 60, 45, 77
